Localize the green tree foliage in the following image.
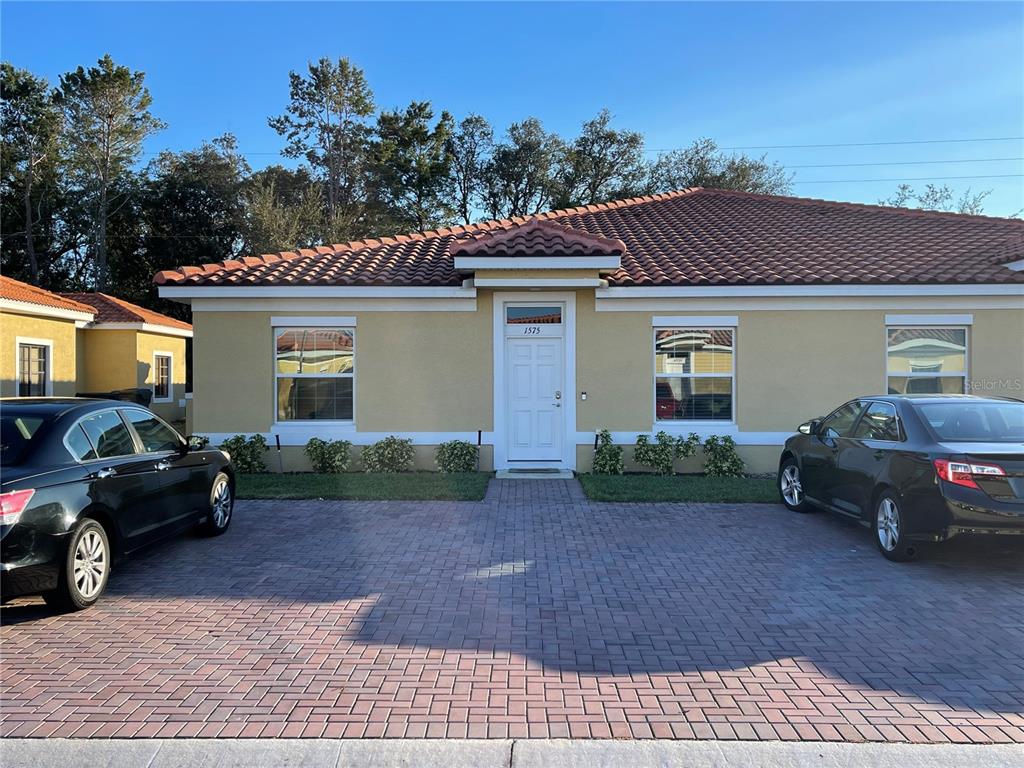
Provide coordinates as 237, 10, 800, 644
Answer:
650, 138, 791, 196
372, 101, 455, 232
445, 114, 493, 225
880, 183, 990, 215
1, 64, 61, 283
482, 117, 564, 219
268, 57, 375, 239
54, 55, 165, 290
553, 109, 649, 208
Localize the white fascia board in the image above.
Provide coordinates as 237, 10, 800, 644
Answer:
270, 315, 357, 327
454, 255, 621, 271
597, 284, 1024, 298
0, 298, 95, 324
158, 285, 478, 299
188, 297, 478, 313
652, 315, 738, 327
474, 278, 606, 288
87, 321, 193, 338
1004, 258, 1024, 272
884, 314, 973, 326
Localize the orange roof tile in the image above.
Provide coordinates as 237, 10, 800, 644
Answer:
153, 188, 1024, 289
61, 293, 192, 332
0, 276, 96, 315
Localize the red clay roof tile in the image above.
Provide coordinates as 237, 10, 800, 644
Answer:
153, 188, 1024, 288
61, 293, 192, 332
0, 276, 96, 315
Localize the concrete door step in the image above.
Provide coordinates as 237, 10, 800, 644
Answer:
495, 469, 575, 480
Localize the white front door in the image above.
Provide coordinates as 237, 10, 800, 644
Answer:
506, 336, 564, 462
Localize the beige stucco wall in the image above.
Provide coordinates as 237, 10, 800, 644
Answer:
0, 311, 80, 397
186, 290, 1023, 475
135, 331, 188, 423
79, 329, 138, 393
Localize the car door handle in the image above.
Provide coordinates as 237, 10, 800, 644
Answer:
95, 468, 117, 479
155, 460, 172, 471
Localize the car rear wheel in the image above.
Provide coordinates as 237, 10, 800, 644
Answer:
778, 459, 812, 512
875, 492, 916, 562
44, 518, 110, 611
202, 472, 233, 536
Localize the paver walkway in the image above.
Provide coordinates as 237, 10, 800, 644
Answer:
1, 478, 1023, 743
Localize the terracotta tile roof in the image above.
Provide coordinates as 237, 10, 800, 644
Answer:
450, 218, 626, 258
153, 188, 1024, 288
61, 292, 193, 332
0, 276, 96, 315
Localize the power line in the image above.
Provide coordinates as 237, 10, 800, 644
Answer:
719, 137, 1024, 151
792, 173, 1023, 185
790, 157, 1023, 169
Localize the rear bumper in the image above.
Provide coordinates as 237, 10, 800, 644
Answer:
1, 527, 68, 599
906, 484, 1024, 541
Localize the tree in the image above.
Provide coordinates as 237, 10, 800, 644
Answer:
54, 54, 165, 289
372, 101, 454, 232
650, 138, 791, 195
880, 184, 990, 215
268, 57, 375, 238
1, 63, 61, 283
553, 109, 649, 208
482, 118, 564, 219
240, 173, 323, 254
445, 114, 493, 225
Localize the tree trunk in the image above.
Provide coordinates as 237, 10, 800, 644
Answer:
23, 162, 38, 282
96, 184, 109, 291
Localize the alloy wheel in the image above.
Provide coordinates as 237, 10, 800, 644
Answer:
212, 479, 232, 528
877, 498, 900, 552
781, 465, 803, 506
73, 529, 107, 600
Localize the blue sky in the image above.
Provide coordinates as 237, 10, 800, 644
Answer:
2, 1, 1021, 216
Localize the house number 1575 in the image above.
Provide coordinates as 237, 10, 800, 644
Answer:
522, 326, 541, 335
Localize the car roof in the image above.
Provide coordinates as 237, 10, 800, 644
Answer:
0, 398, 124, 419
855, 395, 1021, 405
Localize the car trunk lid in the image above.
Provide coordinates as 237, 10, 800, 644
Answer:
938, 442, 1024, 502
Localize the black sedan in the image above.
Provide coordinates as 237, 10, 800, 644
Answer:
1, 398, 234, 610
778, 395, 1024, 561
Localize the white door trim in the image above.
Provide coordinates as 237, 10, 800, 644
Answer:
492, 292, 577, 470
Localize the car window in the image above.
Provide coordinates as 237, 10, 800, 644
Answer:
917, 401, 1024, 442
78, 411, 136, 459
0, 415, 46, 466
121, 409, 182, 453
819, 401, 864, 439
65, 424, 98, 461
852, 402, 901, 441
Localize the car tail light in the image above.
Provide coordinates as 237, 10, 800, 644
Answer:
0, 489, 35, 526
933, 459, 1006, 489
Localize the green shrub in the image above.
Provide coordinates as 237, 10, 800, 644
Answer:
304, 437, 352, 473
634, 430, 700, 475
361, 435, 415, 473
592, 430, 624, 475
702, 435, 745, 477
435, 440, 478, 473
219, 434, 268, 473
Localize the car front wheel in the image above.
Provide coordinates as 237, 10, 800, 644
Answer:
778, 458, 811, 512
44, 518, 110, 611
875, 492, 916, 562
202, 472, 233, 536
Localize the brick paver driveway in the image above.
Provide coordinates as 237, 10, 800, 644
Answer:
2, 479, 1023, 743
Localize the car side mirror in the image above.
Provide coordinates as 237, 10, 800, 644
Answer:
187, 434, 209, 452
799, 419, 821, 435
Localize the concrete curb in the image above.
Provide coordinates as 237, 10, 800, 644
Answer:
2, 739, 1022, 768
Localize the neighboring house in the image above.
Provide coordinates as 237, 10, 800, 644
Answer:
0, 276, 193, 423
154, 188, 1024, 473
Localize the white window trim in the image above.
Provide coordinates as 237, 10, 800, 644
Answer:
151, 351, 174, 403
15, 337, 53, 397
653, 326, 737, 427
885, 325, 969, 395
492, 291, 577, 470
884, 314, 973, 326
273, 326, 356, 426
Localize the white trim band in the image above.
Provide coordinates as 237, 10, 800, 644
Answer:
473, 278, 606, 288
598, 284, 1024, 298
0, 298, 95, 324
454, 255, 621, 271
652, 315, 738, 327
159, 285, 477, 299
884, 314, 973, 326
86, 321, 193, 338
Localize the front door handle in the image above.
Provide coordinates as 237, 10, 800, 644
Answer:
155, 460, 172, 471
95, 468, 117, 479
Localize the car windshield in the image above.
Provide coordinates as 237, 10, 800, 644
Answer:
916, 401, 1024, 443
0, 414, 48, 466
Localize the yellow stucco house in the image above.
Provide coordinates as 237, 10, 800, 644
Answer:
0, 276, 193, 423
153, 188, 1024, 473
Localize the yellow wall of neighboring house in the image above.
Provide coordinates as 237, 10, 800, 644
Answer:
79, 329, 138, 393
0, 311, 80, 397
184, 291, 1024, 474
135, 331, 187, 423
